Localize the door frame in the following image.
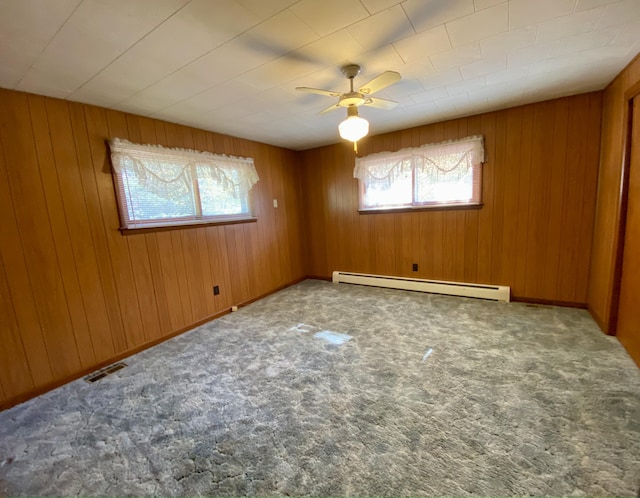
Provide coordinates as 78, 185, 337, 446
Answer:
609, 81, 640, 335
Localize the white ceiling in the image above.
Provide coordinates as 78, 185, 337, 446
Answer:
1, 0, 639, 150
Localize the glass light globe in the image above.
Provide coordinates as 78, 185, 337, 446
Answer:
339, 114, 369, 142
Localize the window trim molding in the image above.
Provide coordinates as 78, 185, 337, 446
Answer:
108, 138, 259, 230
119, 216, 257, 235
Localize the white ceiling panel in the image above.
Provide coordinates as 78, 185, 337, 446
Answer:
289, 0, 369, 37
446, 3, 508, 47
15, 0, 188, 96
0, 0, 82, 88
402, 0, 475, 32
347, 5, 415, 51
474, 0, 507, 10
509, 0, 575, 30
392, 25, 451, 63
535, 6, 604, 44
1, 0, 639, 150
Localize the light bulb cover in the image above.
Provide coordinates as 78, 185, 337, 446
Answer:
339, 114, 369, 142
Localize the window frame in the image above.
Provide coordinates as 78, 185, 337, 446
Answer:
355, 136, 484, 213
109, 139, 259, 231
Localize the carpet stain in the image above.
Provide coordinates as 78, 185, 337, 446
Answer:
313, 330, 352, 345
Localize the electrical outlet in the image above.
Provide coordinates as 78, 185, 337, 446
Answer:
412, 263, 418, 272
213, 285, 220, 295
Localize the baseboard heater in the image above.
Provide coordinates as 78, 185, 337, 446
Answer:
332, 271, 510, 302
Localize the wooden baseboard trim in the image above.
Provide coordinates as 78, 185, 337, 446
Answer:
511, 296, 587, 309
305, 275, 332, 281
0, 276, 307, 412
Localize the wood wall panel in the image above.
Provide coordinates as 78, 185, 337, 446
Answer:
588, 52, 640, 333
0, 88, 306, 408
301, 93, 603, 304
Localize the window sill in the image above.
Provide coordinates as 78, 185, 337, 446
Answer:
359, 203, 483, 214
120, 216, 257, 235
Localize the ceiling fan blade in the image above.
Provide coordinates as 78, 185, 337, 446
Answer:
318, 103, 342, 115
363, 97, 399, 110
296, 86, 341, 97
358, 71, 401, 95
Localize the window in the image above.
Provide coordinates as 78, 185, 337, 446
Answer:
354, 135, 484, 211
109, 138, 259, 230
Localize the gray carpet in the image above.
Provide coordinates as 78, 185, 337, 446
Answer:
0, 279, 639, 496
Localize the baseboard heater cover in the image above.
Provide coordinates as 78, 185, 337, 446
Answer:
332, 271, 510, 302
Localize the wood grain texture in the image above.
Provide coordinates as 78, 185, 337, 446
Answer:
587, 52, 640, 334
616, 96, 640, 367
301, 93, 603, 303
0, 89, 306, 407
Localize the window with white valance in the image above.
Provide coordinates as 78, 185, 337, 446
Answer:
109, 138, 259, 230
354, 135, 485, 211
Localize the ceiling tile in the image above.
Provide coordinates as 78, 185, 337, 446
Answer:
396, 60, 438, 80
294, 29, 366, 67
446, 3, 508, 47
0, 0, 81, 88
473, 0, 507, 10
289, 0, 369, 37
16, 0, 189, 96
430, 44, 482, 71
445, 76, 486, 96
375, 78, 424, 100
241, 58, 320, 92
480, 25, 537, 57
71, 0, 261, 105
484, 66, 529, 86
174, 79, 262, 115
467, 82, 506, 102
509, 0, 575, 30
597, 0, 640, 29
460, 55, 507, 79
348, 5, 415, 51
536, 7, 605, 44
359, 0, 403, 15
235, 0, 299, 18
576, 0, 622, 13
393, 25, 451, 64
354, 44, 407, 75
243, 9, 320, 58
409, 86, 449, 104
434, 93, 471, 112
418, 66, 464, 90
402, 0, 474, 32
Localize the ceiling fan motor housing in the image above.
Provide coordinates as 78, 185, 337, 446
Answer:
340, 91, 366, 107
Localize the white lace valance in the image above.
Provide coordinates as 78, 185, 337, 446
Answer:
354, 135, 484, 186
109, 138, 259, 195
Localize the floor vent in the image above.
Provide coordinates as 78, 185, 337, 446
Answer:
332, 271, 510, 302
84, 362, 127, 383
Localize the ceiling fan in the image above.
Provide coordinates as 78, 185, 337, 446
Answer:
296, 64, 401, 145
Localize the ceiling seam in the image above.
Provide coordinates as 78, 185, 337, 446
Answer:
15, 0, 84, 89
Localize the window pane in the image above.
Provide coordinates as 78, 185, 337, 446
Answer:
121, 158, 196, 221
363, 168, 412, 208
415, 162, 474, 203
196, 166, 247, 216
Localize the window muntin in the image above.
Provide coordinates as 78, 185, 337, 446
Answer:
109, 139, 258, 229
355, 136, 484, 211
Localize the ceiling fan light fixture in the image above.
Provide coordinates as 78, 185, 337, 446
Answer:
339, 106, 369, 142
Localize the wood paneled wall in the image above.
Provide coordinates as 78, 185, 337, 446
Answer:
300, 93, 603, 304
588, 53, 640, 334
0, 88, 306, 407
